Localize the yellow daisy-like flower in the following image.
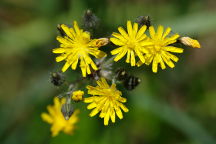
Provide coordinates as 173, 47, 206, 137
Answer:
71, 90, 84, 102
110, 20, 152, 66
137, 25, 184, 73
53, 21, 107, 77
84, 78, 129, 125
41, 97, 79, 137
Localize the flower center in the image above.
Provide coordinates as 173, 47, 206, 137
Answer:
151, 40, 164, 53
104, 88, 120, 100
127, 40, 137, 50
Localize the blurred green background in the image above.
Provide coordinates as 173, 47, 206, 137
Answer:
0, 0, 216, 144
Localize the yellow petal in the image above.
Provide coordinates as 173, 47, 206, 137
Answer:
41, 113, 53, 124
114, 49, 127, 62
149, 26, 155, 38
118, 27, 129, 39
87, 103, 97, 109
136, 60, 144, 67
104, 110, 110, 126
62, 61, 71, 72
133, 22, 138, 37
53, 48, 66, 53
165, 46, 184, 53
110, 38, 125, 46
135, 48, 145, 63
127, 20, 133, 37
126, 51, 131, 63
165, 34, 179, 45
89, 108, 99, 117
112, 32, 127, 42
110, 107, 115, 123
162, 27, 171, 39
71, 58, 79, 70
130, 51, 136, 66
61, 24, 74, 39
56, 54, 67, 62
119, 103, 129, 112
73, 21, 80, 34
161, 54, 175, 68
158, 55, 166, 70
84, 97, 95, 103
164, 52, 179, 62
156, 25, 164, 38
152, 55, 159, 73
111, 47, 123, 55
95, 51, 107, 59
136, 25, 147, 39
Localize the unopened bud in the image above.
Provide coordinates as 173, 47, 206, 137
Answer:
71, 90, 84, 102
179, 37, 201, 48
94, 38, 109, 47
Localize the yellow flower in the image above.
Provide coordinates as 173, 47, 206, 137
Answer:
53, 21, 107, 77
41, 97, 79, 137
84, 78, 129, 126
71, 90, 84, 102
110, 20, 152, 66
179, 37, 201, 48
137, 25, 184, 73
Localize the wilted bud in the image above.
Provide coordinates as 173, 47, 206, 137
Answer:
83, 9, 99, 29
179, 37, 201, 48
94, 38, 109, 47
135, 16, 151, 28
61, 102, 74, 120
50, 72, 65, 86
71, 90, 84, 102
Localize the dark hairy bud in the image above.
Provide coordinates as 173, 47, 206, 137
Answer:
124, 76, 141, 90
115, 68, 141, 90
135, 16, 151, 28
116, 68, 128, 81
50, 72, 65, 86
83, 9, 99, 29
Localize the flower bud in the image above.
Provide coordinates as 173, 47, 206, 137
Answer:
71, 90, 84, 102
179, 37, 201, 48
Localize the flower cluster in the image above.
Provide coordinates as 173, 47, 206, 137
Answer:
42, 11, 201, 137
110, 21, 200, 73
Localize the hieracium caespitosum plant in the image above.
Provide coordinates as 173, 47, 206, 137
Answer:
41, 9, 201, 137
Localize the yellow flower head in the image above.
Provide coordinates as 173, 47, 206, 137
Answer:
110, 20, 152, 66
53, 21, 107, 77
84, 78, 129, 125
137, 25, 184, 73
41, 97, 79, 137
71, 90, 84, 102
179, 36, 201, 48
